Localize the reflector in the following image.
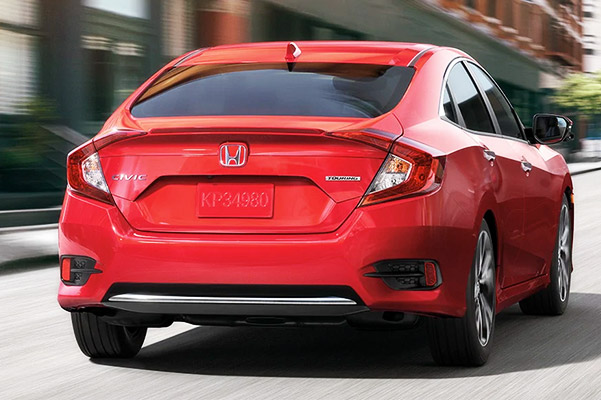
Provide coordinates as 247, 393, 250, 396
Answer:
425, 262, 437, 287
61, 258, 71, 282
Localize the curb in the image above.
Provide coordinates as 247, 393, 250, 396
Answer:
0, 207, 61, 229
0, 255, 58, 275
0, 223, 58, 234
569, 166, 601, 176
0, 225, 58, 271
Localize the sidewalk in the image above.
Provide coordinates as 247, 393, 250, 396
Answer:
1, 161, 600, 269
0, 225, 58, 267
568, 160, 601, 175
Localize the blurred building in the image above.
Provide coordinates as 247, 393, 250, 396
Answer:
0, 0, 586, 208
581, 1, 601, 146
0, 0, 584, 132
0, 0, 39, 116
583, 0, 601, 73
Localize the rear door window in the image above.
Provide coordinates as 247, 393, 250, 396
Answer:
446, 63, 494, 133
130, 63, 415, 119
466, 63, 523, 139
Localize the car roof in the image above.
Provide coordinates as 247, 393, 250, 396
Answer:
176, 41, 439, 67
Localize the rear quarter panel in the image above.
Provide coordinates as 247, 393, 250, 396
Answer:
392, 47, 507, 311
400, 117, 503, 306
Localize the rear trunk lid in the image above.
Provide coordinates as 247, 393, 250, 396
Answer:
99, 116, 400, 234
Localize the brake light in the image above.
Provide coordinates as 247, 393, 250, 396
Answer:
360, 140, 445, 206
424, 262, 437, 287
328, 129, 398, 152
93, 129, 146, 150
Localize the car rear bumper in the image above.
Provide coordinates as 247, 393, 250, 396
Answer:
101, 283, 368, 317
58, 189, 477, 318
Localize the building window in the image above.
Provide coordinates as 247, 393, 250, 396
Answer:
162, 0, 194, 57
0, 30, 37, 115
82, 35, 145, 121
0, 0, 38, 26
0, 0, 39, 115
261, 4, 365, 42
83, 0, 150, 19
585, 48, 595, 55
584, 11, 594, 18
487, 0, 497, 17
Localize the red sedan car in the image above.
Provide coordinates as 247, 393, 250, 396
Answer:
58, 41, 574, 366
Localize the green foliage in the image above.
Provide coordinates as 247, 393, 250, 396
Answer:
553, 72, 601, 116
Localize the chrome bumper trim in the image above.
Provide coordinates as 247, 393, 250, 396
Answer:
108, 294, 358, 306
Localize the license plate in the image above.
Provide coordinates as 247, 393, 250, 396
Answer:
197, 183, 274, 218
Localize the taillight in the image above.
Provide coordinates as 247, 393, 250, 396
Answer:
93, 129, 146, 150
328, 129, 397, 151
67, 142, 112, 204
66, 129, 146, 204
360, 140, 445, 206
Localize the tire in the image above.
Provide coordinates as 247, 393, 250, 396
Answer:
427, 220, 496, 366
71, 312, 147, 358
519, 196, 572, 316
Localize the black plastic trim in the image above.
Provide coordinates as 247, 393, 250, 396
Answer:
60, 255, 101, 286
101, 301, 369, 317
365, 259, 442, 291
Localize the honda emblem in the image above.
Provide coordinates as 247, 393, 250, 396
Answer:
219, 143, 248, 167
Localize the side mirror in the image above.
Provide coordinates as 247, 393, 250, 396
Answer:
531, 114, 573, 145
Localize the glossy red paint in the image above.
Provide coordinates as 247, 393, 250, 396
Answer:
58, 41, 572, 320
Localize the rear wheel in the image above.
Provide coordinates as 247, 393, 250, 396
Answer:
71, 312, 147, 358
427, 220, 496, 366
519, 196, 572, 315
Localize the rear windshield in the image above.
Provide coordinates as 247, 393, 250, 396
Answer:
130, 63, 415, 119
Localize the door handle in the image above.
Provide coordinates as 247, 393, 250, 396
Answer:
483, 149, 496, 162
521, 160, 532, 173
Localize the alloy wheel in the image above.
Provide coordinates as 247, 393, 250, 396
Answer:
474, 230, 495, 346
557, 203, 571, 302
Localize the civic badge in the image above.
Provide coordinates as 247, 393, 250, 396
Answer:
219, 143, 248, 167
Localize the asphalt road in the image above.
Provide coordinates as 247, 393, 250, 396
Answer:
2, 170, 601, 399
